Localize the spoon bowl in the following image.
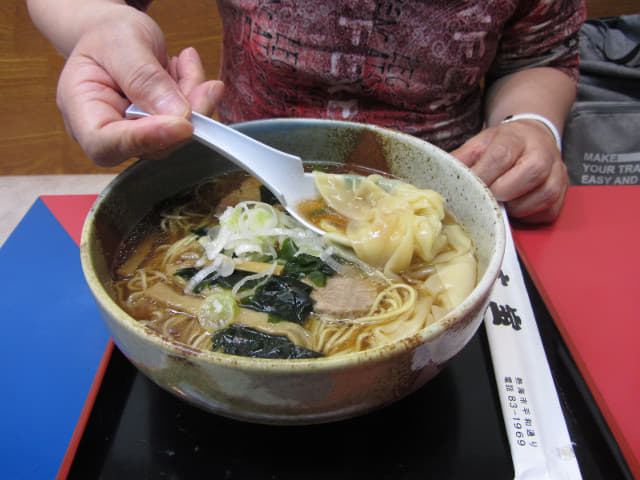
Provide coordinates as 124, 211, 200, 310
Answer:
125, 104, 323, 234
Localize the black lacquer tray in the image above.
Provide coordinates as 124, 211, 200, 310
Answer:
68, 267, 632, 480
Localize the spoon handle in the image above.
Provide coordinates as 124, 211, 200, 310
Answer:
125, 104, 304, 205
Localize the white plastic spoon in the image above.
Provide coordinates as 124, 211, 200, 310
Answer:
125, 104, 324, 234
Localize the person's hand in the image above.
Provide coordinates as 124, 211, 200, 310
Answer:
451, 119, 569, 223
56, 7, 224, 166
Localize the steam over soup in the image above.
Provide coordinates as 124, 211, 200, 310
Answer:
112, 171, 477, 359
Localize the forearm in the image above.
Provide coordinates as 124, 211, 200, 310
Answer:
26, 0, 149, 57
484, 67, 577, 136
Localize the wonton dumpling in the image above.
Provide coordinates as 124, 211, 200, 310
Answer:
422, 223, 477, 311
434, 252, 477, 307
313, 172, 448, 274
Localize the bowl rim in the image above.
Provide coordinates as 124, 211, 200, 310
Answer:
80, 118, 506, 373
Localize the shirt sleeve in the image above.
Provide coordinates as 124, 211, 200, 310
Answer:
488, 0, 587, 83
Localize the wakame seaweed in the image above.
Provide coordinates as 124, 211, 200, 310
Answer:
211, 325, 324, 359
174, 268, 262, 294
174, 266, 199, 280
175, 239, 332, 319
190, 225, 210, 237
283, 253, 335, 282
278, 238, 335, 286
240, 275, 314, 324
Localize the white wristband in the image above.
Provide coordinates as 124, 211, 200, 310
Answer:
501, 113, 562, 151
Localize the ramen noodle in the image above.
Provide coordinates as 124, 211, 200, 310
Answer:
112, 171, 477, 359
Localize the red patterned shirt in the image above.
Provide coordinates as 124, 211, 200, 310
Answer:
216, 0, 586, 150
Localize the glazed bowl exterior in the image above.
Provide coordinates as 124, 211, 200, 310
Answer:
80, 118, 505, 425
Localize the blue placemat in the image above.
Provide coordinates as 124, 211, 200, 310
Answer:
0, 198, 110, 479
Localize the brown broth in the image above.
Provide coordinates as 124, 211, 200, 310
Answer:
108, 167, 476, 358
297, 198, 349, 231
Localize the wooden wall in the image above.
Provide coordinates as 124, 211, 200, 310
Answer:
0, 0, 222, 175
0, 0, 637, 175
586, 1, 638, 19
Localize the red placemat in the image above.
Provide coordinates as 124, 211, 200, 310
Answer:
512, 185, 640, 479
41, 194, 98, 247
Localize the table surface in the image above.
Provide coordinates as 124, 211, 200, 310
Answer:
0, 175, 635, 480
513, 185, 640, 479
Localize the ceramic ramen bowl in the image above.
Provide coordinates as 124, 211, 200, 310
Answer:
80, 118, 505, 425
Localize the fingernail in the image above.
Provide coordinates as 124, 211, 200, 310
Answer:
154, 92, 190, 117
184, 46, 199, 60
208, 80, 225, 103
